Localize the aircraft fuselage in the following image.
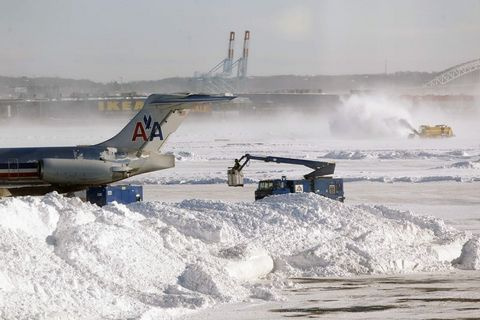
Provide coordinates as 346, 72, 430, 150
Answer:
0, 145, 122, 186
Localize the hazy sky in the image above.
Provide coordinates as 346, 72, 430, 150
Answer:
1, 0, 480, 82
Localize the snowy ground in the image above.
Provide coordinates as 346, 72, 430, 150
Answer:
0, 95, 479, 319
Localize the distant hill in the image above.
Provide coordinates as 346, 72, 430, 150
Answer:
0, 72, 439, 98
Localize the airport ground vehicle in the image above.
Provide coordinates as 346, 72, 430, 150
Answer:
227, 154, 345, 201
409, 124, 454, 138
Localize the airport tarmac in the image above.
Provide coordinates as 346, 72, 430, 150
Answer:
185, 270, 480, 320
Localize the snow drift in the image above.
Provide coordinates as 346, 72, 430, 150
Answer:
453, 236, 480, 270
122, 147, 480, 186
320, 149, 478, 161
0, 192, 473, 319
126, 171, 480, 186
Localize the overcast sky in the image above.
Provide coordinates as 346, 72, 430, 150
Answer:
1, 0, 479, 82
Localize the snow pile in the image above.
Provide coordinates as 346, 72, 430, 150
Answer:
445, 150, 472, 158
178, 195, 464, 277
446, 160, 480, 169
0, 194, 276, 319
0, 192, 471, 318
131, 173, 480, 186
130, 175, 229, 185
127, 174, 258, 186
127, 169, 480, 186
344, 175, 480, 183
453, 236, 480, 270
166, 151, 197, 161
321, 149, 476, 161
322, 150, 369, 160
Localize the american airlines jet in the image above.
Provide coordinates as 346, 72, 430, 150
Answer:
0, 93, 234, 196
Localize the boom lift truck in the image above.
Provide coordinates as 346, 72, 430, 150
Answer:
227, 154, 345, 201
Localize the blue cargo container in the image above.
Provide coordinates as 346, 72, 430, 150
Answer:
255, 177, 344, 202
313, 178, 344, 201
86, 185, 143, 207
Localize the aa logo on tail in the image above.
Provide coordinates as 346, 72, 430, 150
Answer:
132, 115, 164, 141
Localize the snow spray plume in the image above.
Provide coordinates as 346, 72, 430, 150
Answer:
398, 118, 415, 131
329, 94, 414, 139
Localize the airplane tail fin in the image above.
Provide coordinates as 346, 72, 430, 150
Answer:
96, 93, 235, 154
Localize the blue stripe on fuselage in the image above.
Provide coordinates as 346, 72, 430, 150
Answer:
0, 162, 38, 169
0, 146, 113, 163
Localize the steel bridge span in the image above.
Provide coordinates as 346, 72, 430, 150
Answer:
424, 58, 480, 87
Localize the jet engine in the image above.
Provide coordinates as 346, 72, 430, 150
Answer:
40, 158, 129, 185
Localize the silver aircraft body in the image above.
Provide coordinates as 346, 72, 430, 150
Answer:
0, 93, 234, 196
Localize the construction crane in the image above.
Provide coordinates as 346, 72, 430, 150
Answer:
227, 154, 344, 201
194, 31, 251, 93
206, 31, 236, 77
236, 30, 250, 78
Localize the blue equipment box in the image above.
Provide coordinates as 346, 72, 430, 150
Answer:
255, 177, 344, 202
86, 185, 143, 207
313, 178, 344, 201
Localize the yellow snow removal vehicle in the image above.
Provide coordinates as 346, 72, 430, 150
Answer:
409, 124, 454, 138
